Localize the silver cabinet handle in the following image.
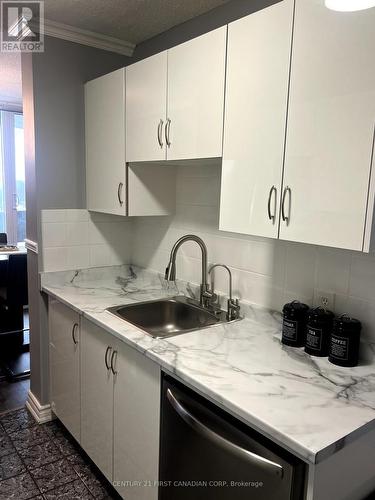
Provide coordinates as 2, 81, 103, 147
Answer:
71, 323, 79, 345
267, 186, 277, 223
281, 186, 291, 225
157, 119, 164, 148
167, 389, 284, 478
110, 350, 118, 375
165, 118, 171, 147
117, 182, 124, 206
104, 346, 112, 370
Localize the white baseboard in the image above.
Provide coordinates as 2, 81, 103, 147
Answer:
26, 390, 54, 424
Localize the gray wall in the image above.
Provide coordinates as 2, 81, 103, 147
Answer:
22, 37, 129, 405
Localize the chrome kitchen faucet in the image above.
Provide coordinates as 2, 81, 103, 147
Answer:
165, 235, 240, 320
165, 234, 216, 308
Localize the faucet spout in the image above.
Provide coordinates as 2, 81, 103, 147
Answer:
165, 234, 212, 307
165, 260, 176, 281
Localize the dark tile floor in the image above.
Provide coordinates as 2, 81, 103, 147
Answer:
0, 407, 120, 499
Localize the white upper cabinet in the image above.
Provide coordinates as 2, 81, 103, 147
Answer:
166, 27, 227, 161
219, 0, 294, 238
85, 68, 127, 216
280, 0, 375, 251
125, 27, 227, 163
85, 68, 175, 217
126, 52, 167, 162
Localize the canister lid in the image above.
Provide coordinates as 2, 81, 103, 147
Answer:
283, 300, 309, 314
308, 306, 334, 321
334, 314, 361, 333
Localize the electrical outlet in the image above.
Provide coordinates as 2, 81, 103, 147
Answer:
313, 290, 336, 311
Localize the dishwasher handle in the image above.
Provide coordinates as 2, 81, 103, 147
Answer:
167, 389, 284, 479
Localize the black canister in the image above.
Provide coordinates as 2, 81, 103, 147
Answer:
282, 301, 309, 347
329, 315, 362, 367
305, 307, 334, 357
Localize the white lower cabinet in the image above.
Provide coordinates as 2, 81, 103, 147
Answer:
113, 335, 160, 500
49, 299, 81, 443
81, 319, 114, 481
79, 316, 160, 498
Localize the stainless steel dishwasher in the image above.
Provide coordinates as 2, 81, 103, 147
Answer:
159, 375, 305, 500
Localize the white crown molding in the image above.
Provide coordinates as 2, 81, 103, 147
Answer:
43, 19, 135, 56
26, 390, 54, 424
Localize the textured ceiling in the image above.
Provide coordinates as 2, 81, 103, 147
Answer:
44, 0, 231, 44
0, 53, 22, 106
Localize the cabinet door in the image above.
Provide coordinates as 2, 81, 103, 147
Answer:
81, 319, 114, 481
167, 27, 226, 161
113, 342, 160, 500
49, 299, 80, 442
280, 0, 375, 251
126, 52, 168, 162
85, 68, 126, 216
219, 0, 294, 238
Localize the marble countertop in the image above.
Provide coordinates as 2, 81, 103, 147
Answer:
41, 265, 375, 465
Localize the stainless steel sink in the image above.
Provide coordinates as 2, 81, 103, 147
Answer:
107, 296, 237, 339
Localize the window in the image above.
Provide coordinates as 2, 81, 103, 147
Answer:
0, 110, 26, 244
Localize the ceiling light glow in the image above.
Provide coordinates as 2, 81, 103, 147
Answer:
325, 0, 375, 11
